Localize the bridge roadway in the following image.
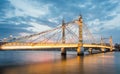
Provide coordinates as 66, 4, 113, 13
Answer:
0, 42, 111, 50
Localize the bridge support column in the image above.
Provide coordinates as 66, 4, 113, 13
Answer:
61, 19, 66, 55
61, 47, 66, 55
75, 15, 84, 56
101, 48, 105, 53
110, 48, 113, 52
109, 36, 113, 52
88, 48, 92, 54
77, 47, 84, 56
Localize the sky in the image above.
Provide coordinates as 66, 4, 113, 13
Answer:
0, 0, 120, 43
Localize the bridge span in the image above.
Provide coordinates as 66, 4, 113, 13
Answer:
0, 42, 113, 55
0, 43, 111, 49
0, 16, 114, 56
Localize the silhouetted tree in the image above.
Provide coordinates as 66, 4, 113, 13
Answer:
114, 43, 120, 50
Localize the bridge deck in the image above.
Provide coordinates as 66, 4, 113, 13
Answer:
0, 42, 111, 50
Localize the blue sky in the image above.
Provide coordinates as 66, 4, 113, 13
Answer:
0, 0, 120, 43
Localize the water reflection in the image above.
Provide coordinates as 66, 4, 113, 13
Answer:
61, 55, 66, 61
0, 51, 118, 74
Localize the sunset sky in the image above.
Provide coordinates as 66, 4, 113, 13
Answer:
0, 0, 120, 43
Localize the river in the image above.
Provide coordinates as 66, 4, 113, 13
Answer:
0, 50, 120, 74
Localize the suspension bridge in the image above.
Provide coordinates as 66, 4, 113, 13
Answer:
0, 16, 113, 55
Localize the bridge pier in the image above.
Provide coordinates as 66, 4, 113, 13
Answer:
88, 48, 92, 54
101, 48, 105, 53
61, 47, 66, 55
110, 48, 113, 52
77, 47, 84, 56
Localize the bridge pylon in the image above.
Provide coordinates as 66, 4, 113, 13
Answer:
88, 48, 93, 54
100, 36, 105, 52
109, 36, 113, 51
75, 15, 84, 56
101, 48, 105, 53
100, 36, 104, 46
61, 19, 66, 55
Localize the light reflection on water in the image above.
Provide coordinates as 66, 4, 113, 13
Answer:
0, 51, 119, 74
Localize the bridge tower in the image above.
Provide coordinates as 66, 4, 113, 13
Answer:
109, 36, 113, 51
61, 19, 66, 55
75, 15, 84, 56
100, 36, 104, 45
100, 36, 105, 52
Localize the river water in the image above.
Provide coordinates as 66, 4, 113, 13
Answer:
0, 51, 120, 74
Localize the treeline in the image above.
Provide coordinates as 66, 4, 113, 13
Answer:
114, 43, 120, 50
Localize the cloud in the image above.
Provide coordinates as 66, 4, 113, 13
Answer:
78, 4, 87, 8
0, 0, 120, 43
85, 0, 120, 31
0, 0, 54, 38
86, 14, 120, 33
103, 14, 120, 30
100, 3, 120, 30
5, 0, 52, 18
109, 0, 119, 4
18, 32, 31, 36
26, 22, 52, 32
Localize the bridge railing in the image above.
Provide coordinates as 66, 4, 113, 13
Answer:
0, 42, 81, 46
0, 42, 111, 47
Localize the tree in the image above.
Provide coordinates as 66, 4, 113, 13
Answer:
114, 43, 120, 50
